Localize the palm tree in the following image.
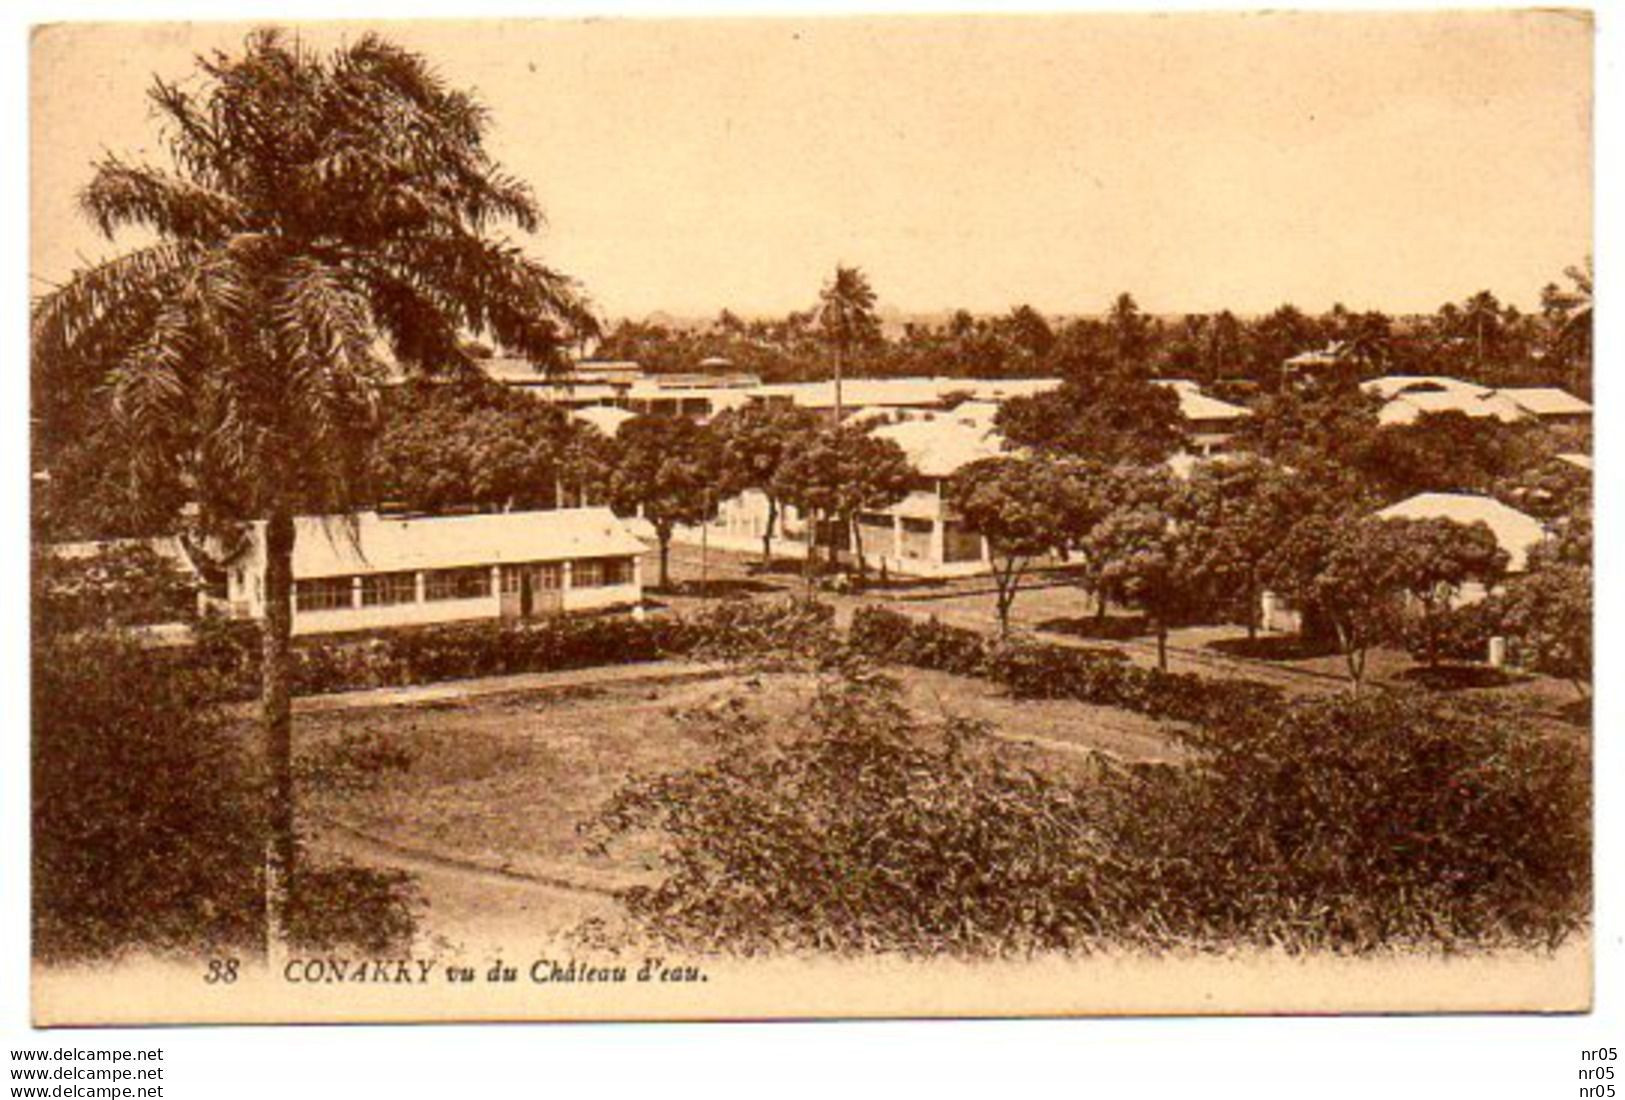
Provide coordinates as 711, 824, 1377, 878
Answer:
1460, 290, 1504, 372
1542, 256, 1593, 393
817, 266, 880, 426
31, 29, 598, 954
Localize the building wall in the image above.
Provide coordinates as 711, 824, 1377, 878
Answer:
678, 487, 993, 578
226, 545, 642, 636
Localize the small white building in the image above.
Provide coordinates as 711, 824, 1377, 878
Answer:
1259, 492, 1547, 634
1152, 379, 1253, 455
686, 410, 1004, 578
223, 508, 646, 636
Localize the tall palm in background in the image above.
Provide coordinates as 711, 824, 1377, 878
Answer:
817, 265, 880, 426
32, 29, 598, 952
1542, 256, 1593, 395
814, 266, 879, 573
1460, 290, 1505, 373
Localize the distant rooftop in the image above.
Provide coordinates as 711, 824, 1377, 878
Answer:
1151, 379, 1252, 423
869, 416, 1009, 479
1375, 492, 1545, 571
1496, 387, 1592, 418
1360, 375, 1493, 400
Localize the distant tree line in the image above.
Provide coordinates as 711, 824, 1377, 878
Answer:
595, 269, 1592, 397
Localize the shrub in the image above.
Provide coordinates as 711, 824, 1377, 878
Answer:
853, 605, 1279, 732
667, 595, 840, 668
591, 669, 1590, 957
286, 861, 422, 955
33, 630, 264, 962
1401, 598, 1501, 666
1157, 691, 1591, 951
33, 543, 199, 636
589, 670, 1123, 957
33, 628, 427, 962
849, 606, 993, 677
186, 598, 840, 700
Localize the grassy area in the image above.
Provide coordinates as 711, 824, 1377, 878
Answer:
296, 666, 1186, 899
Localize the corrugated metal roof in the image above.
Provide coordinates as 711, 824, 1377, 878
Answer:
871, 417, 1008, 479
1376, 390, 1526, 426
1361, 375, 1493, 400
1375, 492, 1546, 571
290, 508, 646, 579
1152, 379, 1252, 423
1497, 387, 1592, 417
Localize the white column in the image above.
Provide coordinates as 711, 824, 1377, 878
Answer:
414, 571, 426, 604
351, 576, 363, 609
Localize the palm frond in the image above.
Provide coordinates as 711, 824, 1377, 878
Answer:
81, 157, 248, 242
374, 228, 600, 363
32, 242, 202, 380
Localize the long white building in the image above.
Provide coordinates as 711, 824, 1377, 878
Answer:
222, 508, 646, 636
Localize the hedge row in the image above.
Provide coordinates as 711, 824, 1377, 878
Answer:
185, 596, 837, 700
849, 605, 1282, 731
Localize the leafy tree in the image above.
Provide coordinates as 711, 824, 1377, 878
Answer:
1330, 310, 1394, 374
1082, 472, 1210, 669
30, 30, 597, 948
996, 304, 1057, 364
1500, 559, 1591, 698
1058, 461, 1151, 619
1234, 384, 1385, 503
1363, 410, 1527, 503
1495, 454, 1591, 523
1380, 517, 1509, 667
1268, 516, 1409, 691
602, 416, 720, 589
710, 402, 822, 563
33, 543, 200, 637
997, 370, 1185, 464
1246, 303, 1323, 388
1174, 455, 1314, 639
949, 456, 1078, 634
773, 424, 913, 576
368, 384, 573, 513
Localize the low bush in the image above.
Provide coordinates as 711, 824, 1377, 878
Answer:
186, 596, 839, 700
1152, 691, 1591, 951
589, 670, 1123, 957
33, 630, 264, 962
286, 861, 422, 955
33, 628, 426, 963
849, 606, 993, 677
1402, 599, 1501, 666
661, 594, 840, 668
33, 543, 199, 636
592, 670, 1590, 957
852, 605, 1280, 732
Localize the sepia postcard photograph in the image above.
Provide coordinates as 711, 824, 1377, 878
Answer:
27, 9, 1594, 1026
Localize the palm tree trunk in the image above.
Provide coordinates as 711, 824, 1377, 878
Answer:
762, 496, 778, 565
261, 504, 297, 960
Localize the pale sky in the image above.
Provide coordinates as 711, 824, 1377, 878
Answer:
31, 12, 1592, 321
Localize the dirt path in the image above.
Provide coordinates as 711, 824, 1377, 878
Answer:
308, 816, 619, 956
